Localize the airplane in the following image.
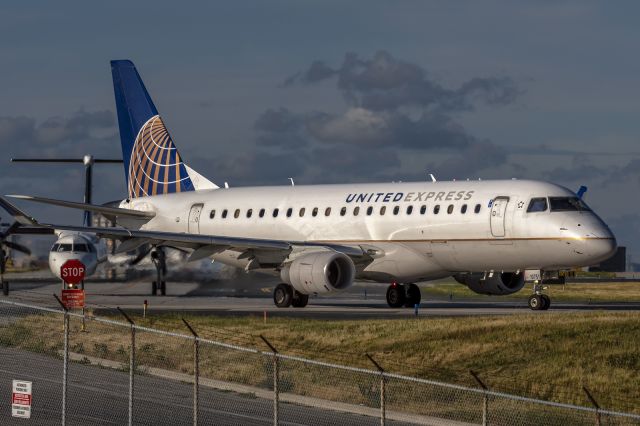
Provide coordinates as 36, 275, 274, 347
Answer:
0, 59, 617, 310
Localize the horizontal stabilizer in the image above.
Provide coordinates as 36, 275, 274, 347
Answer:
6, 195, 155, 221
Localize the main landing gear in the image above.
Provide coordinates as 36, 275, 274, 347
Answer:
386, 282, 421, 308
151, 248, 167, 296
528, 282, 550, 311
0, 248, 8, 296
273, 283, 309, 308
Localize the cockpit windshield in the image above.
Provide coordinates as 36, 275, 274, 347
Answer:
55, 244, 73, 252
74, 244, 89, 252
526, 198, 548, 213
549, 197, 591, 212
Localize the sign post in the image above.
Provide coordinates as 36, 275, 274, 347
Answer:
12, 380, 32, 419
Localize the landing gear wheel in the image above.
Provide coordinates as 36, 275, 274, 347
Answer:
404, 283, 421, 308
386, 284, 406, 308
152, 281, 158, 296
528, 294, 543, 310
291, 291, 309, 308
541, 294, 551, 310
160, 281, 166, 296
274, 283, 293, 308
1, 281, 8, 296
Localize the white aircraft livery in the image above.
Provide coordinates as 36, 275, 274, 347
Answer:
0, 60, 617, 310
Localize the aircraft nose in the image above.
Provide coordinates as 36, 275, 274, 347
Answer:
583, 223, 617, 263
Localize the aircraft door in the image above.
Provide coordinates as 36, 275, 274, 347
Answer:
490, 197, 509, 237
188, 203, 204, 234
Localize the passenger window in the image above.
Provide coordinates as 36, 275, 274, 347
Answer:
340, 207, 347, 216
209, 210, 215, 219
380, 206, 386, 215
461, 204, 467, 214
393, 206, 399, 215
474, 204, 481, 214
286, 208, 293, 218
273, 208, 279, 218
312, 207, 318, 217
246, 209, 253, 218
527, 197, 548, 213
325, 207, 331, 216
420, 205, 427, 215
299, 208, 305, 217
222, 209, 228, 219
433, 205, 440, 214
234, 209, 240, 218
367, 206, 373, 216
406, 205, 413, 215
353, 206, 360, 216
447, 205, 453, 214
259, 209, 265, 218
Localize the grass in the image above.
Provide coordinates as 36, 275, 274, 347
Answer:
1, 310, 639, 418
421, 280, 640, 303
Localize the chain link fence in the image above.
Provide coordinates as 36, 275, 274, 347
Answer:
0, 298, 638, 425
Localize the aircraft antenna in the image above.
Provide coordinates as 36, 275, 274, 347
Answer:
288, 178, 295, 186
428, 173, 436, 182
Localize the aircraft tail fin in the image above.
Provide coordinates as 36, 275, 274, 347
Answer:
110, 60, 218, 199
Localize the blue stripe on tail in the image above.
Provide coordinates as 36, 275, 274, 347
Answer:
111, 60, 194, 199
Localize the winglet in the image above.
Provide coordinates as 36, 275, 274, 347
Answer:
0, 197, 39, 226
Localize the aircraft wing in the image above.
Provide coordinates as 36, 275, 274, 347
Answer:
0, 196, 376, 268
6, 195, 155, 225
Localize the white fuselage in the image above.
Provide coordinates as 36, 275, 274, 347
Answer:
120, 179, 616, 283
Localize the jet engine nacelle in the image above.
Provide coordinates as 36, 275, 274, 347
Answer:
453, 272, 525, 295
280, 251, 356, 295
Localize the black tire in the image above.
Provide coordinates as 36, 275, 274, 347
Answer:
160, 281, 166, 296
274, 283, 293, 308
404, 283, 421, 308
292, 291, 309, 308
152, 281, 157, 296
528, 294, 543, 310
541, 294, 551, 310
386, 284, 405, 308
1, 281, 8, 296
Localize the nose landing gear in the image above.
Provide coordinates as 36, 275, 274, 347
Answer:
386, 283, 421, 308
528, 282, 550, 310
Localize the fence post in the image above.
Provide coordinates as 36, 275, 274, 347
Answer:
53, 294, 69, 426
366, 354, 386, 426
470, 370, 489, 426
260, 335, 279, 426
117, 307, 135, 426
583, 386, 601, 426
182, 319, 199, 426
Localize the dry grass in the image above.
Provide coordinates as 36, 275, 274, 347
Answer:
422, 280, 640, 302
1, 310, 639, 420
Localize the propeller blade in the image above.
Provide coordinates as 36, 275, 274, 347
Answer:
3, 241, 31, 255
0, 222, 21, 239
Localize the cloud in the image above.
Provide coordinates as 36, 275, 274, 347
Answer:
0, 110, 118, 159
250, 51, 519, 182
285, 50, 520, 112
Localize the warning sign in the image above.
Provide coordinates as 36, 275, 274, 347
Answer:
61, 289, 85, 309
12, 380, 32, 419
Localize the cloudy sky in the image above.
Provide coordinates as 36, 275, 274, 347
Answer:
1, 1, 639, 261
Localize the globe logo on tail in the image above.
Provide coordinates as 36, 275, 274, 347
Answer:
128, 115, 193, 198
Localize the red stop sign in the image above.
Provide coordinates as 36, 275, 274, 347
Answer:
60, 259, 86, 284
